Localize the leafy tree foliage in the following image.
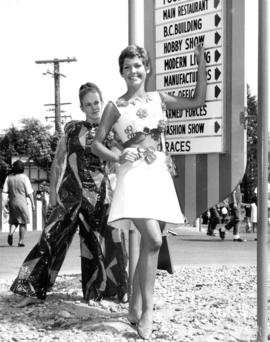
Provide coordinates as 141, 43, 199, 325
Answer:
0, 158, 9, 188
241, 85, 258, 203
0, 118, 60, 169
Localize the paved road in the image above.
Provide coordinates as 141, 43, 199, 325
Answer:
0, 224, 266, 282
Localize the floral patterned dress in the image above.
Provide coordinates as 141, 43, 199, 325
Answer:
10, 121, 128, 301
107, 92, 183, 227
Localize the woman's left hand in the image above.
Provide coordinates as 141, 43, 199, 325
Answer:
119, 149, 139, 164
194, 43, 205, 64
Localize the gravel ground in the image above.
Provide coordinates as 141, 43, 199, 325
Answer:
0, 265, 261, 342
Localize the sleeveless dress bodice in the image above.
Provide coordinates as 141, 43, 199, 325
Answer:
112, 92, 166, 146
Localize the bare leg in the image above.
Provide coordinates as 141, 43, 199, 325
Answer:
9, 224, 18, 235
8, 224, 18, 246
131, 218, 163, 340
18, 224, 26, 246
128, 244, 142, 325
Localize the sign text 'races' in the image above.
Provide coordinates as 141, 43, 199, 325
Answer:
165, 136, 223, 154
166, 139, 191, 152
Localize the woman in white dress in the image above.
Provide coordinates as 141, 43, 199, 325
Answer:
92, 44, 206, 339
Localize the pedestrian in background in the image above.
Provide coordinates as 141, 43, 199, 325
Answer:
207, 205, 221, 236
36, 181, 50, 228
2, 160, 35, 247
250, 195, 257, 233
10, 82, 128, 307
207, 202, 229, 239
219, 184, 245, 242
92, 43, 206, 340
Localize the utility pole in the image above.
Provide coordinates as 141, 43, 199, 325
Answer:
35, 57, 77, 134
257, 0, 269, 340
44, 102, 72, 126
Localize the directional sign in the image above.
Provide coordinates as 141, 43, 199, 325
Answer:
156, 66, 222, 89
154, 0, 224, 154
167, 101, 222, 122
163, 83, 222, 102
155, 0, 221, 23
144, 0, 246, 223
166, 118, 222, 138
156, 48, 222, 72
156, 12, 222, 40
165, 135, 223, 154
156, 31, 222, 56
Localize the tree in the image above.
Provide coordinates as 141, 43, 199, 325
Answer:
0, 118, 60, 169
241, 85, 258, 203
0, 158, 9, 189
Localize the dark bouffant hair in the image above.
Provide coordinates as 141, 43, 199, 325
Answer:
118, 45, 150, 74
12, 160, 24, 174
79, 82, 103, 106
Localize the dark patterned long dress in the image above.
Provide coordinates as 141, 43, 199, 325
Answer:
10, 121, 128, 301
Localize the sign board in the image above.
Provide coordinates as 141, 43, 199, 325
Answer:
144, 0, 246, 222
154, 0, 224, 154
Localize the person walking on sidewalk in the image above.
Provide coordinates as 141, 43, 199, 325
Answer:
92, 44, 206, 340
206, 205, 221, 236
207, 202, 229, 238
10, 82, 128, 307
2, 160, 35, 247
219, 184, 245, 242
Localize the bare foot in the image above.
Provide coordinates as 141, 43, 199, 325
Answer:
14, 297, 44, 308
137, 314, 153, 340
127, 309, 141, 326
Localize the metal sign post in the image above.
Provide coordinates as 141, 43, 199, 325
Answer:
257, 0, 269, 340
128, 0, 143, 295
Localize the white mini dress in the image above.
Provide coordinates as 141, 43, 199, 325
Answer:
108, 92, 184, 228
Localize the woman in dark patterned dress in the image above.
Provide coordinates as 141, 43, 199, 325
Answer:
10, 82, 128, 307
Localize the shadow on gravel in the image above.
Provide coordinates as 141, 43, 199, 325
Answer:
0, 272, 136, 338
0, 290, 136, 337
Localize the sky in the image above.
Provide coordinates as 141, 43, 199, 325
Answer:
0, 0, 266, 134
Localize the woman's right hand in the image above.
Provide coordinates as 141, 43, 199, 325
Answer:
49, 192, 57, 207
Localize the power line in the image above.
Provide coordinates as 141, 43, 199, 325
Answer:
35, 57, 77, 134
